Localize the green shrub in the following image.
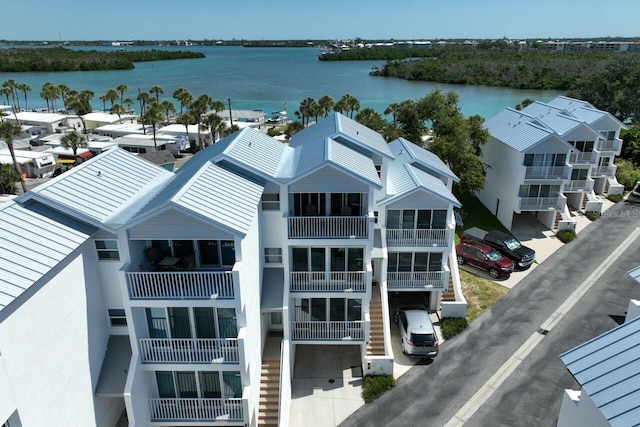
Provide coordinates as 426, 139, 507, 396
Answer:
363, 374, 395, 403
615, 159, 640, 189
441, 317, 469, 340
607, 194, 623, 203
557, 229, 576, 243
267, 127, 282, 137
585, 211, 599, 221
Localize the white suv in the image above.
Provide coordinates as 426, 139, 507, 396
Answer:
395, 307, 439, 358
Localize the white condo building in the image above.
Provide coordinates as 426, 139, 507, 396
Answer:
0, 113, 465, 427
478, 96, 626, 230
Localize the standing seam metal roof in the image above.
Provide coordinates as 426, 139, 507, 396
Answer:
484, 108, 566, 152
559, 316, 640, 426
388, 138, 459, 182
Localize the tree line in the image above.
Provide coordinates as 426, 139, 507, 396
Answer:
0, 47, 205, 72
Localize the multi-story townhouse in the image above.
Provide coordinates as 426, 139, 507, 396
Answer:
0, 113, 463, 427
478, 96, 625, 231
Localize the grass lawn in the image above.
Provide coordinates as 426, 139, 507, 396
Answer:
459, 269, 509, 322
454, 190, 510, 244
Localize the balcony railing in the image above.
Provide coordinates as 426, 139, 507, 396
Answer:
387, 270, 449, 290
524, 165, 570, 180
126, 271, 234, 300
288, 216, 369, 239
591, 164, 617, 177
386, 227, 452, 247
596, 139, 622, 153
568, 152, 597, 165
290, 271, 366, 292
518, 196, 566, 211
564, 179, 594, 192
291, 321, 364, 341
139, 338, 239, 364
149, 398, 244, 422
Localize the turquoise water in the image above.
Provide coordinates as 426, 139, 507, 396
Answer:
0, 46, 563, 118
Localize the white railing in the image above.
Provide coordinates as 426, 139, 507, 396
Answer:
596, 139, 622, 152
591, 164, 617, 177
518, 196, 566, 211
568, 152, 597, 164
126, 271, 234, 299
524, 165, 570, 179
387, 270, 449, 290
288, 216, 369, 239
149, 398, 244, 422
139, 338, 239, 364
290, 321, 364, 341
290, 271, 366, 292
385, 227, 452, 247
565, 179, 594, 192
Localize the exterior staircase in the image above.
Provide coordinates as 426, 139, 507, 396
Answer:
581, 193, 588, 210
553, 211, 562, 229
258, 334, 282, 427
604, 178, 610, 194
367, 297, 385, 356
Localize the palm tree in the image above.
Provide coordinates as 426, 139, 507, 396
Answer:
137, 90, 152, 134
57, 84, 70, 111
110, 104, 126, 123
318, 95, 335, 117
116, 84, 128, 104
105, 88, 118, 108
2, 79, 18, 110
143, 101, 165, 150
173, 87, 193, 114
160, 100, 176, 124
149, 85, 164, 102
17, 83, 31, 111
60, 131, 88, 166
175, 113, 193, 148
66, 90, 94, 133
384, 102, 401, 124
202, 113, 225, 143
122, 97, 135, 113
338, 94, 360, 118
1, 87, 12, 107
99, 94, 108, 112
298, 97, 316, 126
0, 120, 27, 193
190, 94, 215, 147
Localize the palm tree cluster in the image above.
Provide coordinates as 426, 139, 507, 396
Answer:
1, 79, 31, 112
294, 94, 361, 126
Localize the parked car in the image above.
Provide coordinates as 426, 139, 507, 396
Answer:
456, 240, 515, 278
394, 306, 439, 358
461, 227, 535, 269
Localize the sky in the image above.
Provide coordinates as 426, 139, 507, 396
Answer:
2, 0, 639, 41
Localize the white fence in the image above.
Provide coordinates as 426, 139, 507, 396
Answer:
127, 271, 235, 299
288, 216, 369, 238
386, 228, 451, 247
524, 165, 569, 179
387, 270, 449, 290
139, 338, 240, 364
290, 321, 364, 340
149, 398, 244, 422
518, 196, 566, 211
290, 271, 366, 292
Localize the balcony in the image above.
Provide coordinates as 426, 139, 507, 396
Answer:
149, 398, 244, 422
126, 271, 235, 300
564, 179, 594, 192
524, 165, 570, 180
291, 321, 364, 341
139, 338, 240, 364
518, 196, 566, 211
290, 271, 366, 292
387, 270, 449, 290
287, 216, 371, 239
568, 152, 597, 165
591, 164, 617, 177
386, 227, 452, 247
596, 138, 622, 153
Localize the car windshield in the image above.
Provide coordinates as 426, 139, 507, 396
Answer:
504, 238, 521, 250
410, 333, 436, 346
486, 250, 503, 261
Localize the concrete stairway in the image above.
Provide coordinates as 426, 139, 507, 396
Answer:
553, 211, 562, 229
581, 193, 588, 210
258, 335, 282, 427
367, 298, 385, 356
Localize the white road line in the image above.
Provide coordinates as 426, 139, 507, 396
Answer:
444, 227, 640, 427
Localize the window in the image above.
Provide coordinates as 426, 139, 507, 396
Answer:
108, 309, 127, 327
294, 297, 362, 322
519, 184, 561, 198
264, 248, 283, 263
524, 153, 566, 166
387, 209, 447, 229
600, 130, 615, 141
95, 240, 119, 260
388, 252, 443, 272
261, 193, 280, 210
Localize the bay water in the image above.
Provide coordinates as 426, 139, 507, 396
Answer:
0, 46, 562, 119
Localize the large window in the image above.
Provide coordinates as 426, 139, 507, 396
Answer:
150, 239, 235, 269
292, 247, 364, 272
155, 370, 241, 399
387, 209, 447, 229
294, 298, 362, 321
568, 140, 594, 152
145, 307, 237, 339
388, 252, 443, 272
261, 193, 280, 211
518, 184, 561, 198
523, 153, 566, 167
292, 192, 365, 216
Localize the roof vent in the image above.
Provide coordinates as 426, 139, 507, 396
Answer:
97, 170, 101, 177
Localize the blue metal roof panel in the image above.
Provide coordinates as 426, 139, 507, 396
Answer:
223, 128, 291, 178
409, 165, 461, 207
547, 96, 605, 124
23, 148, 173, 228
628, 266, 640, 284
560, 316, 640, 425
294, 137, 327, 176
521, 102, 584, 135
173, 163, 264, 235
388, 138, 459, 182
0, 201, 94, 312
485, 108, 557, 152
328, 139, 382, 188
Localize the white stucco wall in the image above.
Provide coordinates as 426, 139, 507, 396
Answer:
557, 389, 610, 427
0, 356, 17, 425
0, 246, 111, 427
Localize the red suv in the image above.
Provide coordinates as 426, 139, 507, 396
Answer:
456, 240, 514, 278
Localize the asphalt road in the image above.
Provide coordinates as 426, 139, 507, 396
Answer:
341, 200, 640, 427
